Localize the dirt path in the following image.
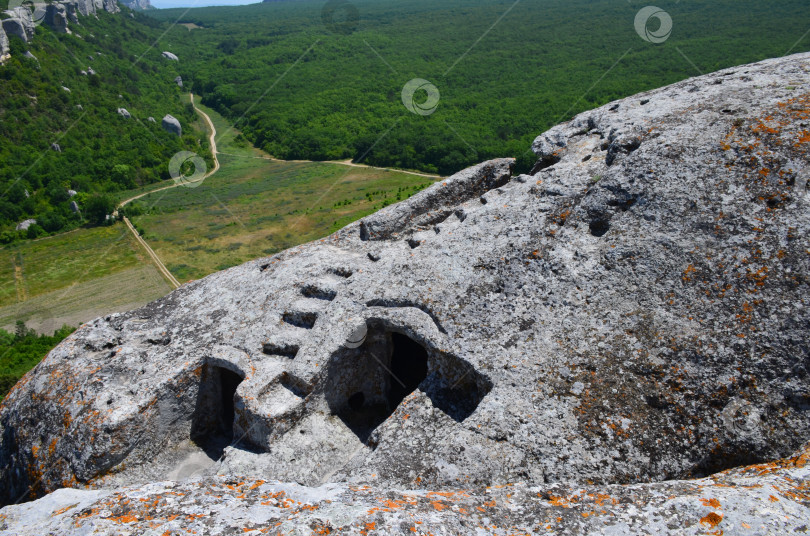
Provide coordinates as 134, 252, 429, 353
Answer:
119, 93, 219, 209
118, 93, 218, 289
191, 93, 220, 178
12, 255, 27, 302
123, 217, 180, 289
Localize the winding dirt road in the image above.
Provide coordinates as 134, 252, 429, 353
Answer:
119, 94, 219, 289
118, 93, 439, 290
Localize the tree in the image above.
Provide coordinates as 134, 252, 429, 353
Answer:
84, 194, 115, 226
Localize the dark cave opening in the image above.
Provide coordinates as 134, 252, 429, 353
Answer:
327, 329, 430, 443
387, 332, 429, 408
190, 365, 244, 459
325, 322, 492, 445
219, 368, 242, 439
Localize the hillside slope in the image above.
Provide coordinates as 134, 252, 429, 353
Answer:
0, 53, 808, 532
0, 6, 211, 240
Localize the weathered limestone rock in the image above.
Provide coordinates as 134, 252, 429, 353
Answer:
61, 1, 79, 23
44, 3, 69, 34
1, 53, 809, 532
75, 0, 96, 17
0, 24, 9, 62
14, 219, 36, 231
1, 7, 34, 42
116, 107, 130, 118
360, 158, 513, 240
161, 114, 182, 137
69, 201, 79, 213
102, 0, 119, 13
120, 0, 151, 10
175, 75, 183, 87
162, 50, 178, 61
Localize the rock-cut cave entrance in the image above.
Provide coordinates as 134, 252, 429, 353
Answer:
326, 322, 491, 445
190, 364, 244, 459
327, 328, 429, 443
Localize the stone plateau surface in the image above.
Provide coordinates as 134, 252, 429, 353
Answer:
1, 53, 809, 533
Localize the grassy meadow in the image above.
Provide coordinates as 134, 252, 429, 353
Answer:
128, 102, 436, 282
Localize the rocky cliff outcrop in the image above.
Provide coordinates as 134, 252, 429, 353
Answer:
0, 53, 809, 533
120, 0, 151, 10
2, 7, 36, 42
0, 24, 9, 62
44, 3, 69, 34
1, 0, 120, 55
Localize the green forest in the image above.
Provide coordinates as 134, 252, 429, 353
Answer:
0, 322, 75, 400
149, 0, 810, 175
0, 6, 212, 242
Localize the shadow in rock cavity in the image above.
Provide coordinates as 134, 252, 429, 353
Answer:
325, 320, 492, 444
190, 364, 245, 460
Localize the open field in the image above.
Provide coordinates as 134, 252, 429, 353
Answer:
129, 104, 437, 282
0, 225, 172, 333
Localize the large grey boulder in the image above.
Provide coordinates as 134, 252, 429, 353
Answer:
14, 219, 36, 231
60, 1, 79, 23
1, 7, 36, 42
102, 0, 119, 13
91, 0, 118, 14
75, 0, 95, 17
161, 50, 178, 61
1, 53, 809, 532
161, 114, 181, 137
44, 3, 68, 34
174, 75, 183, 87
116, 107, 130, 119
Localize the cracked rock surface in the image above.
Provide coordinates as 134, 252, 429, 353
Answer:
1, 53, 809, 532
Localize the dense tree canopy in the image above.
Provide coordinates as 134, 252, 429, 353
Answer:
149, 0, 810, 175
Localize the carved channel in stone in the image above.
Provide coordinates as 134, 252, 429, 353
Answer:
323, 320, 491, 444
282, 311, 318, 329
262, 341, 300, 359
300, 284, 337, 301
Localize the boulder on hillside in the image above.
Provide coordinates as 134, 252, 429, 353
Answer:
147, 116, 156, 123
61, 1, 79, 23
116, 108, 131, 119
15, 219, 36, 231
174, 75, 183, 87
50, 143, 61, 152
102, 0, 119, 14
44, 4, 69, 34
75, 0, 95, 16
69, 201, 80, 213
161, 114, 181, 137
161, 51, 178, 61
1, 8, 35, 43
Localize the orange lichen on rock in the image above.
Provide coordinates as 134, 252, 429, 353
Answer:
700, 512, 723, 528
